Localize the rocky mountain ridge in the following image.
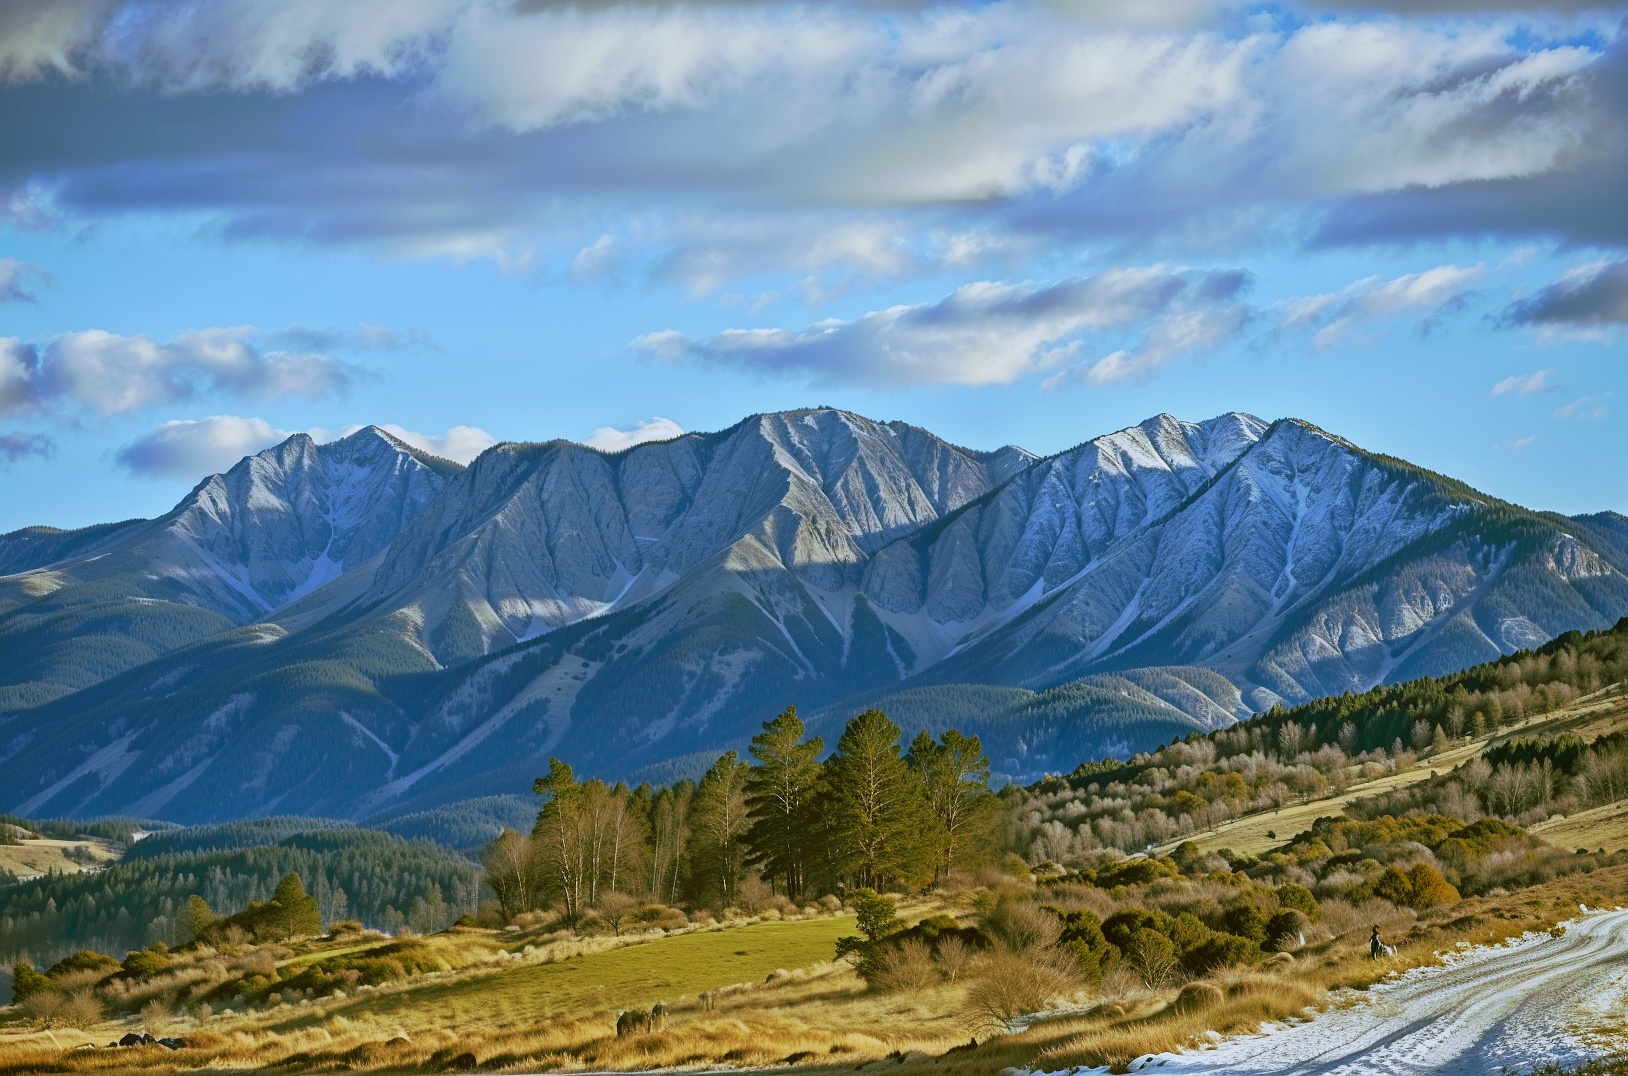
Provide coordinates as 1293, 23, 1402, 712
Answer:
2, 408, 1626, 821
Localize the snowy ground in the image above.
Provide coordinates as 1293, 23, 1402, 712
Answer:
1063, 907, 1628, 1075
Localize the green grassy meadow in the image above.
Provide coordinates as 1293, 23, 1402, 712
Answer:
283, 915, 856, 1032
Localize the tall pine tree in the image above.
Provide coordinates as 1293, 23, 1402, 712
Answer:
821, 710, 942, 889
743, 706, 824, 901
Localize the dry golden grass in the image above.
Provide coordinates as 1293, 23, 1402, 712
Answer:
7, 866, 1628, 1076
1533, 799, 1628, 852
0, 836, 119, 882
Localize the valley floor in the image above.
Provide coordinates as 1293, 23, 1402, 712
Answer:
9, 869, 1628, 1075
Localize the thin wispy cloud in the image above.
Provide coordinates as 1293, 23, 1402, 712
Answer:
0, 430, 54, 467
1489, 369, 1560, 398
639, 268, 1251, 389
0, 258, 49, 304
1278, 265, 1482, 350
1552, 396, 1610, 421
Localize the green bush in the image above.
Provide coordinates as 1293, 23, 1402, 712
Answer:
1275, 883, 1318, 919
1265, 910, 1308, 949
1220, 902, 1268, 945
45, 950, 120, 979
1184, 932, 1257, 974
1045, 907, 1116, 982
11, 962, 57, 1001
120, 944, 169, 979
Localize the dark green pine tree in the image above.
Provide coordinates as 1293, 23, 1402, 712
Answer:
743, 706, 824, 902
271, 872, 323, 939
821, 709, 943, 890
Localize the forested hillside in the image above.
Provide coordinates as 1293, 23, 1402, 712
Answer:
1005, 618, 1628, 860
0, 821, 477, 975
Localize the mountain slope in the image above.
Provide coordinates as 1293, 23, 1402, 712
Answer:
1, 408, 1625, 821
918, 420, 1628, 709
0, 427, 459, 710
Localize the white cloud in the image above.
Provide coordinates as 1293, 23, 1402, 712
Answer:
114, 414, 289, 478
582, 417, 686, 452
1489, 369, 1560, 398
3, 0, 462, 90
639, 267, 1251, 389
1494, 434, 1538, 451
0, 327, 361, 418
568, 234, 620, 281
1279, 264, 1482, 349
0, 3, 1611, 273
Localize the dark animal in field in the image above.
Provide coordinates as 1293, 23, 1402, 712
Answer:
651, 1001, 666, 1030
616, 1008, 653, 1036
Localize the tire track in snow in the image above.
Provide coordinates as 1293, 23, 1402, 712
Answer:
1077, 908, 1628, 1075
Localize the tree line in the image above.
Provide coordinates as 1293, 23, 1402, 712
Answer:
482, 707, 1001, 919
0, 826, 477, 971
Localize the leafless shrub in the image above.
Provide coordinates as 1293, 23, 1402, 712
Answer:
935, 936, 973, 983
963, 947, 1076, 1033
596, 892, 639, 936
21, 991, 66, 1027
875, 938, 939, 993
140, 997, 172, 1035
58, 991, 104, 1030
981, 897, 1061, 954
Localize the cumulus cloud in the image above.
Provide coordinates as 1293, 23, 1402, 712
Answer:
638, 267, 1251, 389
0, 327, 362, 418
116, 416, 498, 478
1278, 265, 1482, 349
0, 429, 55, 467
1502, 260, 1628, 339
0, 258, 49, 303
582, 417, 685, 452
1489, 369, 1560, 398
114, 414, 289, 478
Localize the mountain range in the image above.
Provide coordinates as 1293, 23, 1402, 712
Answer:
3, 409, 1626, 822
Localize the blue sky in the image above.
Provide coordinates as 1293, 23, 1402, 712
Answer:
1, 0, 1626, 532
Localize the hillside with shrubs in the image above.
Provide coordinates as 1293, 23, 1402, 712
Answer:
6, 622, 1628, 1071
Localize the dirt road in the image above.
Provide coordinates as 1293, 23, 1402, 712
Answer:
1092, 908, 1628, 1074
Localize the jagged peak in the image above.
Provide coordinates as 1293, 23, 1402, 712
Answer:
318, 425, 467, 476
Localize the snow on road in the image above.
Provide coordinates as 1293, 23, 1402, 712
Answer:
1070, 908, 1628, 1075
